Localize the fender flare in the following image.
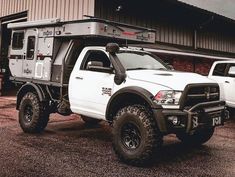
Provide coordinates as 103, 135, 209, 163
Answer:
16, 83, 46, 110
105, 86, 161, 119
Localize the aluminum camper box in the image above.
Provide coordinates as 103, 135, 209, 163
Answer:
8, 18, 156, 87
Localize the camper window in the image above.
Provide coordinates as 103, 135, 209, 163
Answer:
26, 36, 36, 60
12, 32, 24, 50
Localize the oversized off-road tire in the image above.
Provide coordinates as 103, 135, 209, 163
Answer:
176, 127, 215, 146
81, 116, 101, 125
112, 105, 163, 166
19, 92, 49, 133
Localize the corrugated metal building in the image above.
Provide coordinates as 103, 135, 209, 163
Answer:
0, 0, 235, 93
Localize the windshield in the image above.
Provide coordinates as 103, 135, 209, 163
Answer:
116, 51, 169, 71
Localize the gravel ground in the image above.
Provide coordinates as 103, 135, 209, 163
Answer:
0, 97, 234, 177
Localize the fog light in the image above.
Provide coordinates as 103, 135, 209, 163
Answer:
168, 116, 180, 125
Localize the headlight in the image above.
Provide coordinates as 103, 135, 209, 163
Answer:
154, 90, 182, 105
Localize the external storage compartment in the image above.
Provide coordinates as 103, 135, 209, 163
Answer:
35, 37, 54, 81
51, 39, 84, 84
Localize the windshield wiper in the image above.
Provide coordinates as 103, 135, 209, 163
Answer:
157, 68, 168, 70
127, 67, 150, 71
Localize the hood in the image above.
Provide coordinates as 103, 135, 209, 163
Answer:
127, 70, 215, 90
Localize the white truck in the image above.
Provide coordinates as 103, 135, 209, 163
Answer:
208, 61, 235, 108
8, 18, 229, 165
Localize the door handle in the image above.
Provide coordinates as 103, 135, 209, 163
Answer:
75, 76, 83, 80
225, 81, 230, 83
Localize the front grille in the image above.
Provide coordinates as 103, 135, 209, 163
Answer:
182, 84, 220, 109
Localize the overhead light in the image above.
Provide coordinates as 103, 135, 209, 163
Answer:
116, 5, 123, 12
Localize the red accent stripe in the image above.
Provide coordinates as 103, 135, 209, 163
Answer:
122, 31, 136, 36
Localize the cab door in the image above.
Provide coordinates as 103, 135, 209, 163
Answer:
69, 49, 114, 119
209, 63, 228, 101
209, 62, 235, 107
22, 29, 38, 78
223, 64, 235, 107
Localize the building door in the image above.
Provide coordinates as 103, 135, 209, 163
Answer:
0, 12, 27, 92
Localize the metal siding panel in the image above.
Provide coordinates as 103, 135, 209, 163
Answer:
31, 0, 36, 20
18, 0, 21, 12
19, 0, 24, 11
74, 0, 79, 19
70, 0, 75, 20
0, 0, 2, 16
52, 0, 58, 18
83, 0, 89, 17
56, 0, 61, 19
41, 0, 46, 19
41, 0, 47, 19
29, 0, 35, 21
78, 0, 84, 19
35, 0, 40, 20
62, 0, 66, 20
1, 0, 6, 16
64, 0, 70, 21
14, 0, 17, 13
5, 0, 8, 15
49, 0, 53, 19
46, 0, 50, 19
8, 0, 12, 14
88, 0, 95, 17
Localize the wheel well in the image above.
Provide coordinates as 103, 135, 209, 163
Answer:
16, 84, 45, 110
106, 93, 152, 122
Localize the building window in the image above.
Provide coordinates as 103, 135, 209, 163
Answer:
12, 32, 24, 50
212, 63, 227, 76
26, 36, 36, 60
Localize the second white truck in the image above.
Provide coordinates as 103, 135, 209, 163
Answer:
208, 60, 235, 108
8, 18, 229, 165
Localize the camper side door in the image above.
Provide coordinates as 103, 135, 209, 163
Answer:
9, 31, 25, 78
22, 29, 38, 78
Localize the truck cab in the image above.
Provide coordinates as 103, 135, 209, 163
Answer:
208, 61, 235, 108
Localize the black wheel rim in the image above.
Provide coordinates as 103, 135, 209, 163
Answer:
121, 122, 141, 150
23, 104, 33, 123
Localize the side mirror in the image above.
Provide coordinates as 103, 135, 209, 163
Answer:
228, 66, 235, 76
168, 64, 174, 70
87, 61, 113, 73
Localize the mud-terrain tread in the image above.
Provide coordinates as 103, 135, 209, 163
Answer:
112, 105, 163, 166
19, 92, 49, 133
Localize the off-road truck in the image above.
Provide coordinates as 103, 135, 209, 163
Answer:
8, 18, 229, 165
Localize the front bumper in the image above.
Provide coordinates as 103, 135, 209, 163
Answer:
153, 100, 230, 134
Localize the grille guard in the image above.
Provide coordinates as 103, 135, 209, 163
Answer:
184, 100, 228, 133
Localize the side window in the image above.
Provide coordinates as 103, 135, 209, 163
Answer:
26, 36, 36, 60
212, 63, 227, 76
12, 32, 24, 50
82, 51, 111, 71
228, 64, 235, 77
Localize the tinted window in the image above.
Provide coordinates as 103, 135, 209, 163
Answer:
228, 65, 235, 77
26, 36, 36, 59
212, 63, 227, 76
82, 51, 111, 71
12, 32, 24, 49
